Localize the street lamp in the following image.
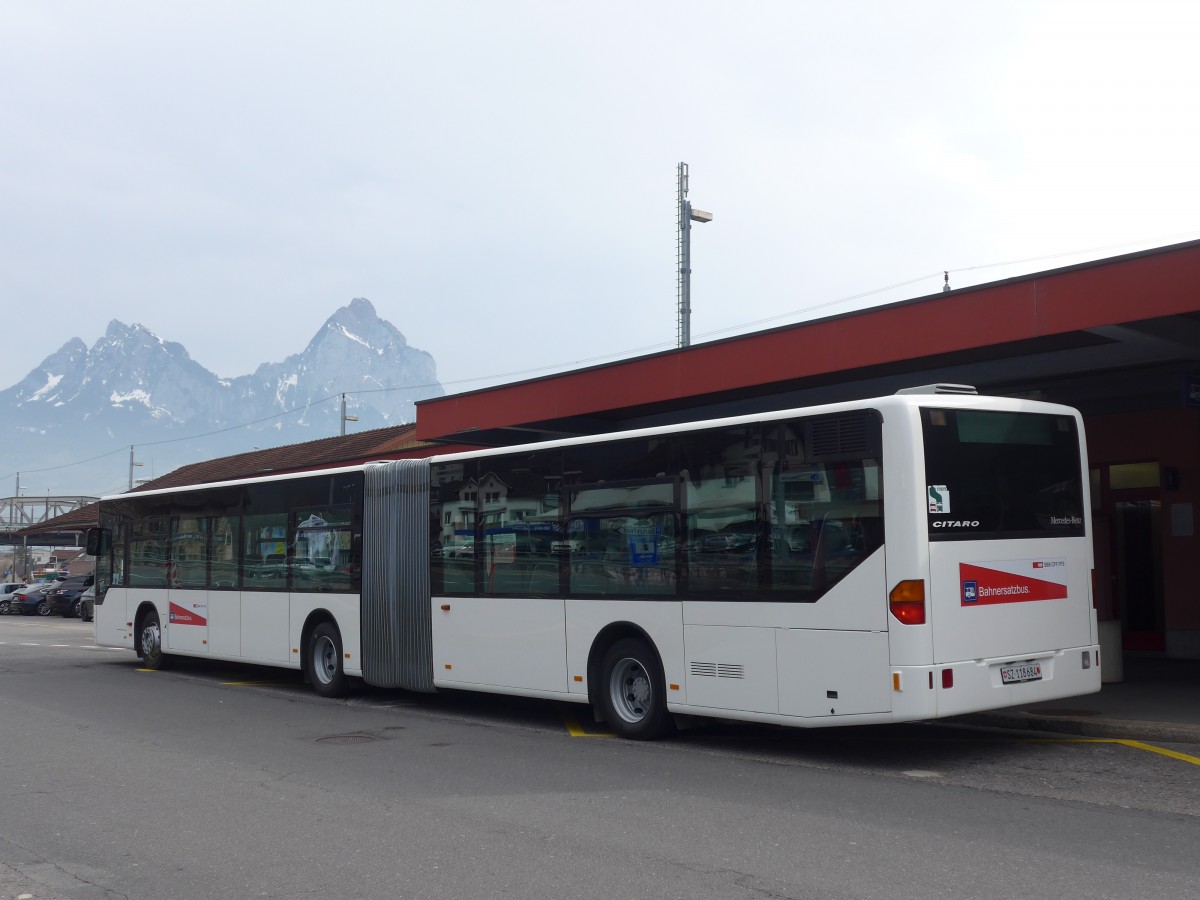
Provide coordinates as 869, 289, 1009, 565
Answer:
340, 393, 359, 436
128, 446, 143, 490
677, 162, 713, 348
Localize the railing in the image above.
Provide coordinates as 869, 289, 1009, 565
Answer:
0, 496, 99, 531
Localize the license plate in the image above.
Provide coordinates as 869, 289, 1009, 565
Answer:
1000, 662, 1043, 684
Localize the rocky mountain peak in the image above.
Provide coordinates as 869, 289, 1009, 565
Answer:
0, 299, 444, 494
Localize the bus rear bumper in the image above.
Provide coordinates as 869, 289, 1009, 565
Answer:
891, 644, 1102, 720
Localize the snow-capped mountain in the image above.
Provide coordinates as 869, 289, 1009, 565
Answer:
1, 298, 443, 494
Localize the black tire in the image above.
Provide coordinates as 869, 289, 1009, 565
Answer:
81, 602, 92, 623
598, 637, 674, 740
72, 599, 81, 618
138, 609, 170, 670
305, 622, 348, 698
37, 599, 51, 616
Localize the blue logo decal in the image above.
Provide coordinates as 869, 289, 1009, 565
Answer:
963, 580, 978, 604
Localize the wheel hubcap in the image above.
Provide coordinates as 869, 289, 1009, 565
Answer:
313, 636, 337, 684
141, 623, 160, 659
609, 657, 652, 724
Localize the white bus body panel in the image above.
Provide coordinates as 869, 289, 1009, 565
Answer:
564, 599, 685, 699
290, 592, 363, 677
432, 596, 568, 693
166, 590, 208, 653
777, 629, 892, 717
94, 587, 364, 679
208, 591, 241, 657
879, 406, 935, 668
95, 586, 139, 648
683, 624, 779, 713
678, 551, 890, 718
928, 537, 1094, 663
241, 592, 290, 663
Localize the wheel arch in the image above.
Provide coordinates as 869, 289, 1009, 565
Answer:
585, 621, 664, 711
133, 600, 162, 650
299, 608, 340, 667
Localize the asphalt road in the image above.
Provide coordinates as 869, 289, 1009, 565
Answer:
1, 615, 1198, 899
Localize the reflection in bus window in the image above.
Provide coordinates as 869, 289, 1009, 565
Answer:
210, 516, 240, 589
171, 517, 209, 589
683, 425, 760, 593
682, 417, 884, 600
244, 513, 288, 585
292, 506, 355, 592
129, 518, 169, 588
566, 481, 675, 597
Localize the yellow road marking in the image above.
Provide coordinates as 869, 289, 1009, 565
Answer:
1048, 738, 1200, 766
563, 715, 614, 738
617, 728, 1200, 766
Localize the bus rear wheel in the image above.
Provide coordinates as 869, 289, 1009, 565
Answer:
139, 610, 169, 670
305, 622, 348, 698
598, 637, 674, 740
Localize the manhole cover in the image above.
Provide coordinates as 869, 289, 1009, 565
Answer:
316, 734, 379, 745
1026, 708, 1101, 717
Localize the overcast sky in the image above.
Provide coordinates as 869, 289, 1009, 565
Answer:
3, 1, 1199, 396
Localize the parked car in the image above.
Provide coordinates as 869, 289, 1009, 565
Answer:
0, 582, 27, 615
8, 580, 63, 616
43, 575, 94, 617
78, 584, 95, 622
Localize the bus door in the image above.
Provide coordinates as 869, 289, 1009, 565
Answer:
922, 407, 1095, 664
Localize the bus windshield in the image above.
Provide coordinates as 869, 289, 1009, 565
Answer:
922, 408, 1086, 540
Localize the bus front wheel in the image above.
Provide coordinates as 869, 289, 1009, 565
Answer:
598, 637, 674, 740
305, 622, 348, 698
139, 610, 169, 670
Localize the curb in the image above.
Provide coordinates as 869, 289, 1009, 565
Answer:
953, 711, 1200, 744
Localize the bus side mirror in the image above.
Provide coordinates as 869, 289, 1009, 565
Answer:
86, 528, 111, 556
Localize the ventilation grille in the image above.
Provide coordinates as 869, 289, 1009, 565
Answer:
690, 661, 746, 679
809, 416, 870, 459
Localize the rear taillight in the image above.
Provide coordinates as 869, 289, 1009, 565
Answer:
889, 580, 926, 625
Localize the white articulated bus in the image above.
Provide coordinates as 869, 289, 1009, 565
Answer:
88, 385, 1101, 738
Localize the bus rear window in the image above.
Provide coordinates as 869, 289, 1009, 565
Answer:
922, 408, 1085, 540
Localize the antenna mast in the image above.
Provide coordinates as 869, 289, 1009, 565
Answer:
676, 162, 712, 348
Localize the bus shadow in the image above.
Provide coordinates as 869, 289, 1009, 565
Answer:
127, 655, 1047, 770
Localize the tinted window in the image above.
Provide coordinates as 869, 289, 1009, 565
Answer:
922, 408, 1085, 540
430, 459, 479, 594
244, 512, 288, 586
292, 505, 355, 592
425, 411, 882, 603
129, 518, 169, 587
683, 416, 883, 599
683, 424, 760, 593
210, 516, 240, 589
478, 451, 563, 597
171, 517, 209, 589
567, 480, 676, 596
